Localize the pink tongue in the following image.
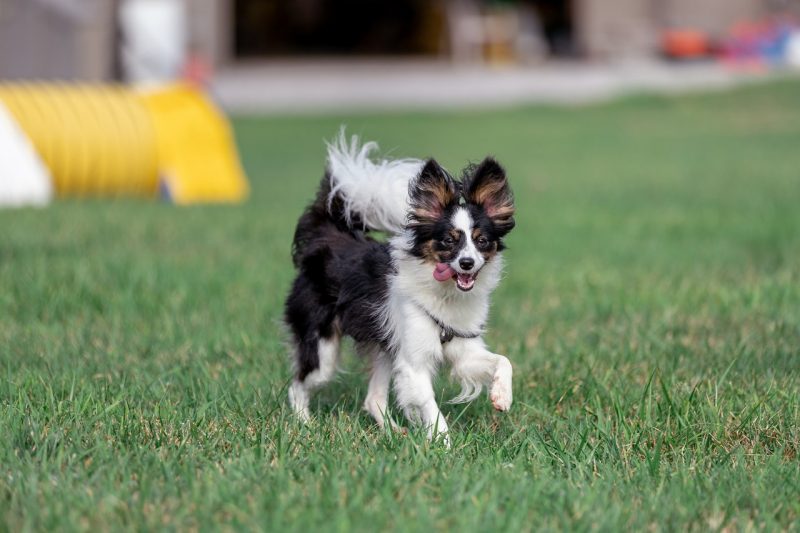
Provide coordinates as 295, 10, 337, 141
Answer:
433, 262, 455, 282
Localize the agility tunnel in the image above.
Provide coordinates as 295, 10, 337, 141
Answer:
0, 83, 249, 206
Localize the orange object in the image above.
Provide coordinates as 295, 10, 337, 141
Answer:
662, 29, 710, 58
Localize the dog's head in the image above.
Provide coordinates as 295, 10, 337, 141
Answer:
408, 158, 515, 292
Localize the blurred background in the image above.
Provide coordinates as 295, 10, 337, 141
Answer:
2, 0, 800, 111
3, 5, 800, 529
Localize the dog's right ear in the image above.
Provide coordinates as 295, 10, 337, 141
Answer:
409, 159, 458, 224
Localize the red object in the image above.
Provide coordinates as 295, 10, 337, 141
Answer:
181, 52, 213, 87
662, 29, 710, 58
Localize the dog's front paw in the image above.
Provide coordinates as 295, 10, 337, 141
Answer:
490, 380, 512, 411
489, 358, 513, 411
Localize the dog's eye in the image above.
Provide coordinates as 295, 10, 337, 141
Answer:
476, 236, 488, 247
443, 236, 455, 246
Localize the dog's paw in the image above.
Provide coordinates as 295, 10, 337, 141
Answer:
489, 359, 513, 412
391, 422, 409, 435
490, 382, 512, 411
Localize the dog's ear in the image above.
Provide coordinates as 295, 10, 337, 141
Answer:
409, 159, 458, 224
464, 157, 515, 235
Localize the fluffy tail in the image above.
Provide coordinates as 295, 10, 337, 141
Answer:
326, 130, 423, 235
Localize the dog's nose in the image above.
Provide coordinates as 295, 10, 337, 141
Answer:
459, 257, 475, 271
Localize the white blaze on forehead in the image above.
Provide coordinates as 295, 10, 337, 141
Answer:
452, 207, 473, 234
451, 207, 485, 271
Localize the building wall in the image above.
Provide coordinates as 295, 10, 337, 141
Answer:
0, 0, 788, 80
0, 0, 115, 81
186, 0, 232, 66
574, 0, 658, 59
660, 0, 763, 35
0, 0, 228, 81
574, 0, 768, 59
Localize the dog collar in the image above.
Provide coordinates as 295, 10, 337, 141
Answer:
415, 304, 484, 344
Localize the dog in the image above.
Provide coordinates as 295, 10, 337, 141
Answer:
284, 132, 515, 444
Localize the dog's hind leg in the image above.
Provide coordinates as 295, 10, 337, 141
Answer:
285, 271, 342, 421
288, 328, 341, 421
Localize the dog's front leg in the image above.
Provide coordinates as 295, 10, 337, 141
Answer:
489, 354, 513, 412
393, 358, 449, 445
444, 338, 513, 411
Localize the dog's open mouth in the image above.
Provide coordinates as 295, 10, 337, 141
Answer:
434, 263, 478, 292
455, 272, 477, 291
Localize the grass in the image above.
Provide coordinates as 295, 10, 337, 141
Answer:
2, 79, 800, 531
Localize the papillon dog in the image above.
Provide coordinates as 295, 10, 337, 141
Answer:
285, 132, 515, 444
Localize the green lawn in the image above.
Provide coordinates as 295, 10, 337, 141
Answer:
2, 80, 799, 531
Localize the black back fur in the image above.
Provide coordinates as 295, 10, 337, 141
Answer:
285, 173, 393, 380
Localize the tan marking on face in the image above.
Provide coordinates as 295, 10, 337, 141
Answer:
419, 239, 439, 263
483, 241, 499, 261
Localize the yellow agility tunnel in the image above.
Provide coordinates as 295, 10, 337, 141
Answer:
0, 83, 248, 204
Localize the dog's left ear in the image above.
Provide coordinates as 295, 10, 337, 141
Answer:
464, 158, 515, 235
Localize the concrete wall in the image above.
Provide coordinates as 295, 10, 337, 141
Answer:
574, 0, 768, 59
0, 0, 228, 81
0, 0, 115, 80
574, 0, 659, 59
660, 0, 763, 35
186, 0, 232, 66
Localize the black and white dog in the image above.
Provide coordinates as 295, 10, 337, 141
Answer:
285, 133, 515, 443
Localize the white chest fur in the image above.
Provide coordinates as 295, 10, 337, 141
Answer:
387, 243, 503, 345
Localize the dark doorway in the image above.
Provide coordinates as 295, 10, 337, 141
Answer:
524, 0, 576, 57
233, 0, 440, 58
232, 0, 576, 59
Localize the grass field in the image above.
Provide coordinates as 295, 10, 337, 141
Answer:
2, 80, 800, 531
